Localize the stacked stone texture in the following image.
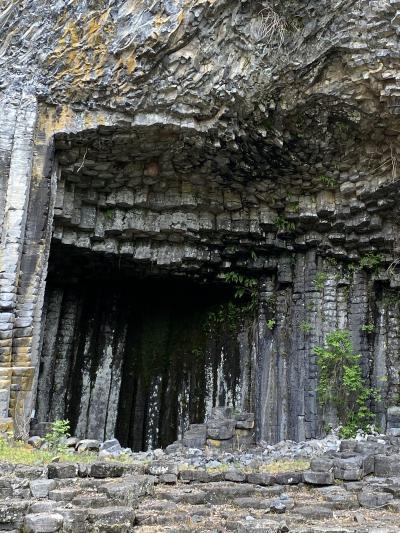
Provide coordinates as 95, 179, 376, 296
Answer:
1, 0, 400, 443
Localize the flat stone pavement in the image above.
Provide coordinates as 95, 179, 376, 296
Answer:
135, 481, 400, 532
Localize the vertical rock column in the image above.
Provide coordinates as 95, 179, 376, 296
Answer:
0, 93, 38, 431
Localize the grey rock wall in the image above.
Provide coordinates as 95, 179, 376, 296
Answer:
1, 0, 400, 443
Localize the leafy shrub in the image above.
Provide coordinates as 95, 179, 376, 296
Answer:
359, 253, 382, 271
45, 419, 70, 453
314, 329, 378, 438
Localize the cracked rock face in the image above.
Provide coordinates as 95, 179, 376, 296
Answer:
1, 0, 400, 447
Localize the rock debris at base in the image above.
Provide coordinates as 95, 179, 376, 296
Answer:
2, 433, 400, 531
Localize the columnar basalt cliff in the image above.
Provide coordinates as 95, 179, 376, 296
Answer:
1, 0, 400, 449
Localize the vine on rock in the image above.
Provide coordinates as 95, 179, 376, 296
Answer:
314, 329, 379, 438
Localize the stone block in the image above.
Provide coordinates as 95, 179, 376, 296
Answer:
30, 479, 56, 499
246, 472, 275, 486
99, 438, 122, 454
24, 513, 64, 533
89, 462, 124, 479
303, 471, 334, 485
207, 419, 235, 440
388, 406, 400, 428
48, 463, 78, 479
339, 440, 357, 452
224, 470, 246, 483
275, 471, 302, 485
374, 454, 400, 477
99, 475, 155, 504
182, 424, 206, 448
180, 469, 210, 483
358, 490, 394, 509
147, 461, 178, 476
333, 456, 364, 481
234, 412, 255, 430
159, 473, 177, 484
48, 488, 80, 502
310, 457, 334, 472
15, 465, 45, 479
76, 439, 100, 452
296, 505, 333, 519
87, 506, 135, 528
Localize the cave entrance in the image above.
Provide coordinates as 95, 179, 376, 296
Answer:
35, 243, 252, 450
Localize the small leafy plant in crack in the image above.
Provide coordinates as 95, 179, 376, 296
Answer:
266, 319, 276, 331
361, 323, 375, 334
299, 321, 312, 334
318, 175, 338, 189
314, 272, 328, 291
274, 216, 296, 233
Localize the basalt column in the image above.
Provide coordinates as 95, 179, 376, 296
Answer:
36, 256, 252, 450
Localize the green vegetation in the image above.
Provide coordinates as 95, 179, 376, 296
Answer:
361, 323, 375, 334
222, 272, 258, 303
314, 329, 378, 438
103, 208, 114, 220
300, 321, 312, 334
359, 253, 383, 271
207, 272, 259, 332
274, 216, 296, 233
314, 272, 328, 291
266, 319, 276, 331
45, 419, 70, 453
318, 175, 338, 188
